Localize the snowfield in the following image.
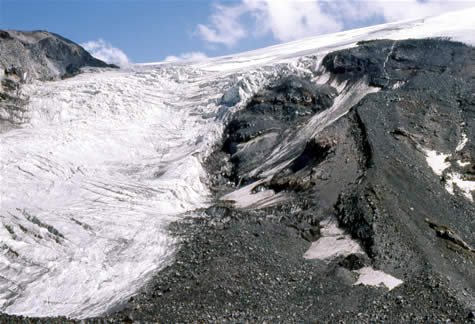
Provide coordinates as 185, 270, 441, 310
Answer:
1, 7, 474, 318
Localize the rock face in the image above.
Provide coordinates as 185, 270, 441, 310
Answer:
1, 38, 474, 323
0, 30, 116, 82
0, 30, 116, 128
222, 76, 337, 186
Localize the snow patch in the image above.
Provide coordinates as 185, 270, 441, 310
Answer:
444, 172, 475, 202
423, 148, 474, 202
353, 266, 403, 291
423, 149, 451, 176
392, 81, 405, 89
303, 219, 363, 260
457, 160, 470, 167
303, 220, 404, 290
221, 180, 282, 209
456, 133, 468, 152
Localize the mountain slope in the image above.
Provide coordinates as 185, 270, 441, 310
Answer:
0, 30, 116, 82
102, 37, 475, 323
0, 8, 474, 324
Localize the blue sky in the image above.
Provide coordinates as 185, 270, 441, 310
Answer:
1, 0, 474, 64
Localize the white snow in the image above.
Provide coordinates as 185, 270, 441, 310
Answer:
353, 266, 403, 291
392, 81, 405, 89
221, 179, 283, 209
423, 149, 451, 176
1, 6, 474, 319
444, 172, 475, 202
423, 148, 474, 202
457, 160, 470, 167
303, 219, 363, 260
304, 220, 404, 290
456, 133, 468, 152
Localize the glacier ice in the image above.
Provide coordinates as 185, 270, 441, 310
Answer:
0, 67, 217, 317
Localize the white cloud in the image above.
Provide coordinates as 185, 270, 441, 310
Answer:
197, 4, 248, 46
164, 52, 208, 63
243, 0, 342, 42
197, 0, 475, 47
81, 39, 130, 67
352, 0, 475, 22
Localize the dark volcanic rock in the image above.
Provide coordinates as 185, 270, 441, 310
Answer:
338, 253, 371, 271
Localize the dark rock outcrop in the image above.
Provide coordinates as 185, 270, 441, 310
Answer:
222, 76, 337, 185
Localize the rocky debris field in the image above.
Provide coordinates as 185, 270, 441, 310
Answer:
3, 207, 471, 323
102, 208, 473, 323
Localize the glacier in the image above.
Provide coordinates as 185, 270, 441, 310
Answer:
1, 66, 218, 317
1, 7, 475, 319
